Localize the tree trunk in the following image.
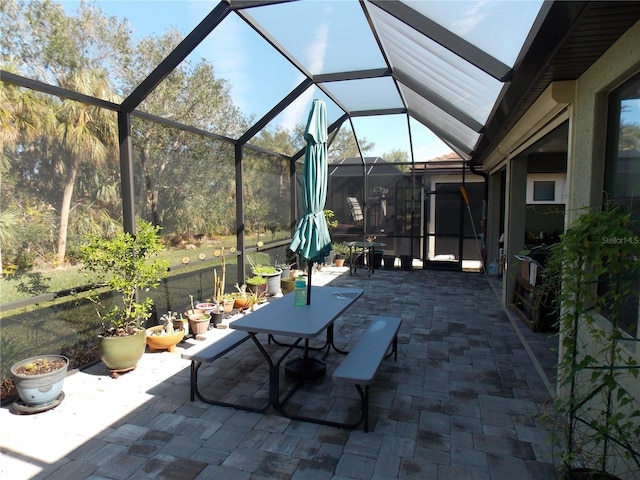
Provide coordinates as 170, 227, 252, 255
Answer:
140, 146, 160, 226
55, 158, 78, 266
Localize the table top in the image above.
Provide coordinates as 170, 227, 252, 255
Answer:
230, 286, 363, 339
346, 241, 386, 248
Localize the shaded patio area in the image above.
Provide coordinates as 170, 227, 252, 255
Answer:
0, 267, 558, 479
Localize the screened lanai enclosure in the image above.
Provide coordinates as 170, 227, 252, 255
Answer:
3, 0, 625, 384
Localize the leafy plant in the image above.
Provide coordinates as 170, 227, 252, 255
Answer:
252, 264, 279, 275
246, 253, 279, 275
324, 209, 338, 230
539, 204, 640, 476
333, 241, 351, 256
246, 275, 266, 286
80, 220, 168, 336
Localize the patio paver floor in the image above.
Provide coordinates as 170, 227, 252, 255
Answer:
0, 267, 559, 479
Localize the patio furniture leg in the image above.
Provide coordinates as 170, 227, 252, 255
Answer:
191, 360, 270, 413
327, 323, 348, 355
358, 385, 369, 432
247, 332, 303, 408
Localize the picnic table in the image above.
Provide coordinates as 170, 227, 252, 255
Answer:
230, 286, 363, 426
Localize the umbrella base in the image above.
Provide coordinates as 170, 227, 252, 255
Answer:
285, 357, 326, 381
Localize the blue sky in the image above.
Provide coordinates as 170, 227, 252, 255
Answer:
59, 1, 543, 161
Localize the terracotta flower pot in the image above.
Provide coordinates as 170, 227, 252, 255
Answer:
188, 313, 211, 335
185, 308, 205, 318
222, 299, 235, 313
146, 325, 185, 352
233, 296, 252, 310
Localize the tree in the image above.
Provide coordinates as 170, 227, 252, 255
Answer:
382, 149, 411, 173
247, 127, 298, 232
53, 70, 119, 265
123, 30, 248, 231
327, 126, 374, 162
0, 208, 18, 276
2, 0, 130, 265
291, 121, 374, 162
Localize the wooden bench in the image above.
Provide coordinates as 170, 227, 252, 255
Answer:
181, 329, 263, 410
332, 316, 402, 432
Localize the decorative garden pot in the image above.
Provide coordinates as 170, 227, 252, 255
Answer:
188, 313, 211, 335
233, 296, 252, 310
211, 312, 224, 327
222, 299, 235, 313
185, 308, 205, 318
98, 329, 146, 375
145, 325, 185, 353
277, 264, 292, 279
281, 277, 295, 295
195, 302, 216, 314
257, 268, 282, 296
334, 257, 346, 267
400, 255, 414, 271
11, 355, 69, 406
248, 283, 267, 297
372, 250, 384, 269
383, 255, 396, 269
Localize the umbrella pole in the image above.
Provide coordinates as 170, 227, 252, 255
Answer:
307, 260, 312, 304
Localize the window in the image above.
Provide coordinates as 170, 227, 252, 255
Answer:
526, 173, 566, 204
603, 73, 640, 336
605, 73, 640, 208
533, 181, 555, 202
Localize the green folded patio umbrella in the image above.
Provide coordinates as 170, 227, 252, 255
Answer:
290, 99, 332, 304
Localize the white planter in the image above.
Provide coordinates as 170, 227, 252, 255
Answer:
11, 355, 69, 406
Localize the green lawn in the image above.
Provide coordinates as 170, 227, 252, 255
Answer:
1, 232, 291, 307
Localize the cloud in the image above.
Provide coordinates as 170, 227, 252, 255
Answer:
451, 1, 488, 36
201, 17, 250, 113
280, 23, 329, 132
305, 23, 329, 74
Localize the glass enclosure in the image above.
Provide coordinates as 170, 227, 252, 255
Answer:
1, 0, 545, 387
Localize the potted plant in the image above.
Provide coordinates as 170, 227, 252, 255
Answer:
248, 285, 266, 311
186, 295, 212, 334
281, 276, 296, 294
399, 255, 414, 271
246, 275, 267, 297
146, 311, 185, 353
221, 293, 235, 313
276, 262, 295, 279
10, 355, 69, 410
232, 283, 252, 310
248, 256, 282, 296
80, 220, 168, 377
333, 242, 351, 267
538, 204, 640, 479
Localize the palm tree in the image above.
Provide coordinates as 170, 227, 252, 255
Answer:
0, 208, 18, 277
0, 63, 52, 275
53, 69, 119, 266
